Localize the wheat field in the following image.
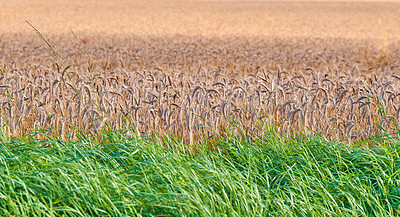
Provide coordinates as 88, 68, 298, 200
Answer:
2, 1, 400, 215
1, 0, 400, 142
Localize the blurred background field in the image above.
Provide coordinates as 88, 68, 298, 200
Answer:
1, 0, 398, 38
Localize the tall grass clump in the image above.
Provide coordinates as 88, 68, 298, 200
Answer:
0, 129, 399, 216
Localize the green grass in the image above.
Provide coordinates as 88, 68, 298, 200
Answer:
0, 129, 400, 216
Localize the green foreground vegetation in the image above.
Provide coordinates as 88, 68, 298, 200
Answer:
0, 129, 400, 216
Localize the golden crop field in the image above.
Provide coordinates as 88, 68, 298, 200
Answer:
0, 0, 400, 142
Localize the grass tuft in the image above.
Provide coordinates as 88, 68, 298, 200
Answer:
0, 130, 399, 216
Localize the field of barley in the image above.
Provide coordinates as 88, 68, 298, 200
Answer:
1, 0, 400, 216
